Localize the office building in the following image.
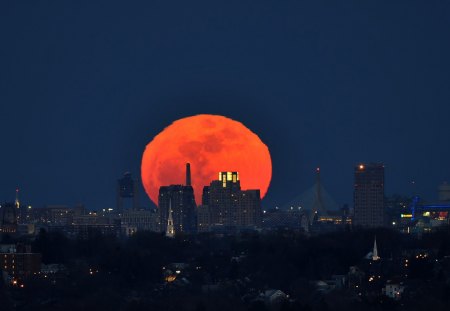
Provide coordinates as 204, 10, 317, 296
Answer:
354, 163, 385, 228
0, 202, 18, 233
201, 172, 262, 233
158, 163, 197, 234
0, 243, 42, 278
121, 209, 159, 232
117, 172, 139, 213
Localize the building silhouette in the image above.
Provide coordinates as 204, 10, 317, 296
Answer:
158, 163, 197, 234
354, 163, 385, 228
117, 172, 139, 213
0, 243, 41, 278
261, 207, 309, 232
198, 172, 261, 233
120, 209, 159, 233
438, 182, 450, 203
0, 202, 18, 233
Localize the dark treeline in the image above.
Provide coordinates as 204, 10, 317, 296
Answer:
1, 227, 450, 311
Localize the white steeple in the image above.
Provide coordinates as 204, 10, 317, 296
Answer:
165, 199, 175, 238
372, 236, 380, 261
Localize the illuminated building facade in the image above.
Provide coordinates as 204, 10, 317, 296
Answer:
121, 209, 159, 232
354, 163, 385, 228
196, 204, 211, 232
407, 196, 450, 232
0, 244, 41, 278
38, 206, 74, 226
158, 164, 197, 234
200, 172, 262, 232
71, 212, 121, 239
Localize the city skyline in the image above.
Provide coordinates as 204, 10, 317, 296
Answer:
2, 2, 450, 310
1, 1, 450, 210
1, 159, 448, 210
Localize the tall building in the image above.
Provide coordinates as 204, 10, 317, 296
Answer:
0, 202, 18, 233
438, 182, 450, 203
0, 243, 41, 278
158, 163, 197, 234
117, 172, 139, 213
199, 172, 262, 233
354, 163, 385, 228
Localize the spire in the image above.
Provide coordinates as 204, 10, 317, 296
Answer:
372, 236, 380, 261
312, 167, 327, 215
186, 163, 191, 186
166, 199, 175, 238
15, 188, 20, 209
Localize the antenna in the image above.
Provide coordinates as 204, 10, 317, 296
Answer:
312, 168, 326, 215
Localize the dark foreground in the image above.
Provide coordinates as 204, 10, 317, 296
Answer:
1, 227, 450, 311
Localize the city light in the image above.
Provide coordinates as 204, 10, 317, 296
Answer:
0, 2, 448, 309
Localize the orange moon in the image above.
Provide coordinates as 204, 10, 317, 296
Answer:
141, 114, 272, 206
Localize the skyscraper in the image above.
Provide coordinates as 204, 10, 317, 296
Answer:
158, 163, 197, 234
117, 172, 139, 213
199, 172, 261, 233
0, 202, 18, 233
354, 163, 385, 228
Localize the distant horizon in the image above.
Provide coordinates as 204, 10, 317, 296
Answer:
2, 1, 449, 214
2, 163, 445, 211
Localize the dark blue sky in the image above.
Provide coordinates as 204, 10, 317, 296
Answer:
1, 0, 449, 209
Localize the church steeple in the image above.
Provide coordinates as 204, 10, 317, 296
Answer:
165, 199, 175, 238
372, 236, 380, 261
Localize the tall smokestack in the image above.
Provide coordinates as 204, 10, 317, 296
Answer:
186, 163, 191, 186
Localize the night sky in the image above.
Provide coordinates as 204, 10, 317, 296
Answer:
1, 1, 450, 210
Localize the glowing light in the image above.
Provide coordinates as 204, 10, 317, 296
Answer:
165, 275, 176, 282
141, 115, 272, 205
359, 164, 365, 170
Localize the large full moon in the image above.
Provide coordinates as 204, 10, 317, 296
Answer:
141, 114, 272, 206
